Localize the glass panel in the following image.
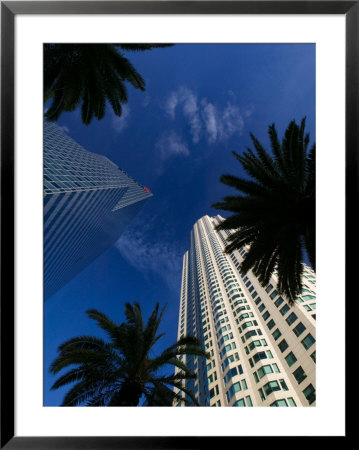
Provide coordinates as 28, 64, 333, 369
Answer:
293, 366, 307, 384
301, 333, 316, 350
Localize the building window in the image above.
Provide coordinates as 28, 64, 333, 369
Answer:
301, 333, 316, 350
227, 382, 242, 399
303, 384, 316, 405
293, 322, 306, 337
267, 319, 276, 330
265, 284, 273, 293
286, 312, 298, 326
257, 364, 273, 378
279, 379, 288, 391
263, 380, 281, 396
270, 399, 288, 407
245, 395, 253, 406
285, 352, 297, 367
280, 304, 290, 316
262, 311, 270, 321
278, 339, 289, 353
272, 328, 282, 340
302, 295, 315, 301
242, 321, 255, 330
270, 290, 278, 299
274, 297, 284, 308
248, 340, 262, 351
258, 388, 265, 401
244, 330, 257, 340
310, 351, 316, 363
253, 351, 267, 364
233, 398, 246, 407
293, 366, 307, 384
287, 397, 297, 407
258, 304, 265, 313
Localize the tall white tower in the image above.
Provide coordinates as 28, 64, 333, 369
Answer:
175, 215, 316, 407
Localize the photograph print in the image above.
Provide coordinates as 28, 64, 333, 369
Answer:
43, 43, 316, 407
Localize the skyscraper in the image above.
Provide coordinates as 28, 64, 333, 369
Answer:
44, 122, 152, 300
175, 215, 316, 407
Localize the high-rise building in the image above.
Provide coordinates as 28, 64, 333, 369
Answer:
175, 215, 316, 407
44, 122, 152, 300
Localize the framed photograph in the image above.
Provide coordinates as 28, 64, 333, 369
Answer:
1, 1, 351, 447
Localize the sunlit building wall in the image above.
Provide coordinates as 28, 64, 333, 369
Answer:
175, 215, 316, 407
44, 122, 152, 300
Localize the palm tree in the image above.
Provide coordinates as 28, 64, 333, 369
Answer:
44, 44, 173, 125
213, 118, 315, 305
50, 302, 209, 406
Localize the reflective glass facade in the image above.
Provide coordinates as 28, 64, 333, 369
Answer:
44, 122, 152, 300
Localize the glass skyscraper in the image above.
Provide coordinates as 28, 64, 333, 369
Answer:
44, 122, 152, 300
175, 215, 316, 407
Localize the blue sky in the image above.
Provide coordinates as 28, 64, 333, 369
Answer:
44, 43, 315, 406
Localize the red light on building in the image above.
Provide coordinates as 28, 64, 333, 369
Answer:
143, 186, 151, 193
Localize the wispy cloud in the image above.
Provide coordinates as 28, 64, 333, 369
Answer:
142, 95, 151, 108
155, 130, 189, 159
111, 105, 130, 134
115, 230, 183, 293
164, 86, 249, 145
165, 92, 179, 119
201, 100, 245, 143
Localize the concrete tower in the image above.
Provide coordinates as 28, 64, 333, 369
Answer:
175, 215, 316, 407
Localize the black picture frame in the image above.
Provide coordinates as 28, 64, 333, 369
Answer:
1, 1, 351, 448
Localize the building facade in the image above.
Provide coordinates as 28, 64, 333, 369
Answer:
44, 121, 152, 300
175, 215, 316, 407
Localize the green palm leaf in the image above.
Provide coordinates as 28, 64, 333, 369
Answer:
213, 118, 315, 304
44, 43, 172, 125
50, 302, 208, 406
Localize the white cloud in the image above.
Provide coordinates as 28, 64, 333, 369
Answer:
165, 92, 179, 119
115, 231, 182, 293
179, 87, 201, 143
164, 86, 248, 145
221, 102, 245, 139
111, 105, 130, 134
201, 100, 218, 144
155, 130, 189, 159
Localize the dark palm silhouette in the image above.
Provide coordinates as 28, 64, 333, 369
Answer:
44, 44, 173, 125
50, 302, 209, 406
213, 118, 315, 305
